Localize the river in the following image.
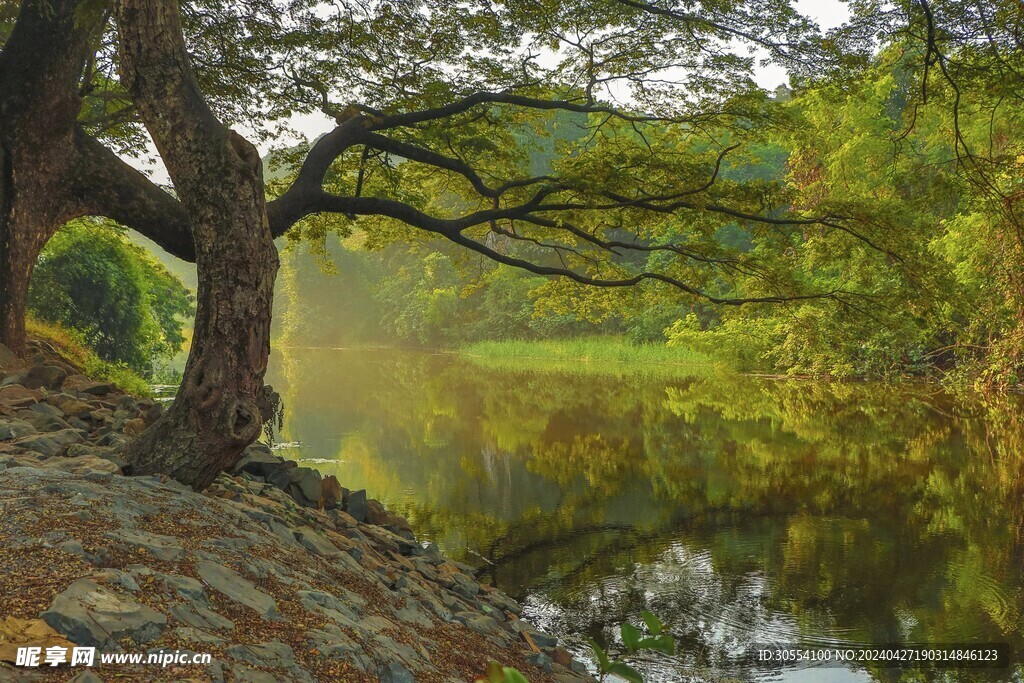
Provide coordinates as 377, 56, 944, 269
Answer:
265, 347, 1024, 682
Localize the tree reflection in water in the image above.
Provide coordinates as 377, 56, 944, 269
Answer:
267, 348, 1024, 681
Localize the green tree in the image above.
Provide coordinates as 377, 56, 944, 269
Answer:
28, 220, 194, 377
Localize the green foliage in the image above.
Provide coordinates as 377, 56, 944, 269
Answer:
476, 661, 530, 683
28, 220, 194, 378
26, 318, 152, 397
587, 611, 676, 682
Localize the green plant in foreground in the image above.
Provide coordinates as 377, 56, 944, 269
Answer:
476, 660, 529, 683
478, 612, 675, 683
588, 611, 676, 682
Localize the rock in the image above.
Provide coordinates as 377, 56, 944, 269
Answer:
104, 529, 185, 562
41, 578, 167, 647
28, 402, 65, 418
366, 499, 388, 525
79, 381, 117, 396
45, 454, 121, 477
0, 343, 17, 367
292, 525, 341, 557
15, 409, 74, 432
526, 651, 554, 673
14, 429, 84, 456
122, 417, 146, 436
67, 672, 104, 683
321, 475, 343, 509
196, 561, 279, 619
271, 466, 322, 507
0, 371, 28, 387
297, 590, 360, 624
0, 418, 37, 440
0, 385, 41, 408
346, 489, 368, 522
422, 542, 444, 565
168, 603, 235, 631
23, 365, 68, 390
52, 395, 94, 418
232, 443, 285, 478
379, 661, 415, 683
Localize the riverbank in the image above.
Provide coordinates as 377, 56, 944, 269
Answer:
458, 338, 721, 379
0, 341, 589, 682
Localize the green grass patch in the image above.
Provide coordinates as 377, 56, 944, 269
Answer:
458, 337, 725, 379
27, 317, 154, 397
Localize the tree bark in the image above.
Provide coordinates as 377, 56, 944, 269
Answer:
115, 0, 279, 489
0, 0, 93, 354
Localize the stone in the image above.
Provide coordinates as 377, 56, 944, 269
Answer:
169, 603, 235, 631
103, 528, 188, 561
196, 561, 279, 618
78, 381, 117, 396
23, 365, 68, 390
0, 343, 17, 368
159, 573, 206, 601
321, 475, 343, 509
28, 402, 65, 418
346, 489, 368, 522
379, 662, 415, 683
232, 443, 285, 478
0, 385, 41, 408
41, 578, 167, 647
46, 454, 121, 477
297, 590, 360, 624
293, 525, 341, 557
526, 651, 554, 673
173, 626, 227, 645
52, 396, 94, 418
122, 418, 146, 436
14, 429, 84, 456
15, 409, 73, 432
0, 418, 37, 440
67, 672, 104, 683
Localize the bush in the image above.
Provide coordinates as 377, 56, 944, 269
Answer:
28, 220, 194, 378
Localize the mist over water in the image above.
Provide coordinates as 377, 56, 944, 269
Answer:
266, 347, 1024, 682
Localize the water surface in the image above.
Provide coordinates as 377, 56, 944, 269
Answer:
266, 348, 1024, 682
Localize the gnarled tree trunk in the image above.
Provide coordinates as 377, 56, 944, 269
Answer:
115, 0, 279, 489
0, 0, 92, 355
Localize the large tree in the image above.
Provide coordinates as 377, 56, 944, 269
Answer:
2, 0, 1016, 487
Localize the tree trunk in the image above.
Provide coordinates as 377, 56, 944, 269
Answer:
116, 0, 279, 489
0, 0, 90, 355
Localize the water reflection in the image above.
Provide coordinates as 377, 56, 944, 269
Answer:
265, 348, 1024, 681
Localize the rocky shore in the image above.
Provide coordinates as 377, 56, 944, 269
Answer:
0, 341, 590, 682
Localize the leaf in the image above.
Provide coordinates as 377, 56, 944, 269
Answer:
503, 667, 531, 683
620, 623, 641, 652
639, 610, 663, 635
637, 634, 676, 655
587, 637, 611, 672
606, 661, 645, 682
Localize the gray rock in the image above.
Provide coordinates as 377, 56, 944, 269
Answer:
14, 429, 84, 456
292, 467, 322, 505
196, 560, 280, 619
230, 666, 281, 683
0, 343, 17, 367
174, 626, 227, 645
169, 603, 235, 631
0, 418, 37, 440
231, 443, 285, 478
304, 627, 373, 671
422, 542, 444, 565
28, 402, 65, 418
104, 528, 185, 562
15, 410, 73, 432
298, 589, 360, 624
293, 525, 341, 557
527, 651, 554, 673
67, 671, 104, 683
379, 662, 415, 683
23, 365, 68, 390
41, 578, 167, 647
346, 489, 367, 522
159, 573, 206, 601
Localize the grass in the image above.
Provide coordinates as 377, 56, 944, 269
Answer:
458, 336, 725, 379
26, 318, 153, 397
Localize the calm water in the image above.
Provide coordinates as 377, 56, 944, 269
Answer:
265, 348, 1024, 682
